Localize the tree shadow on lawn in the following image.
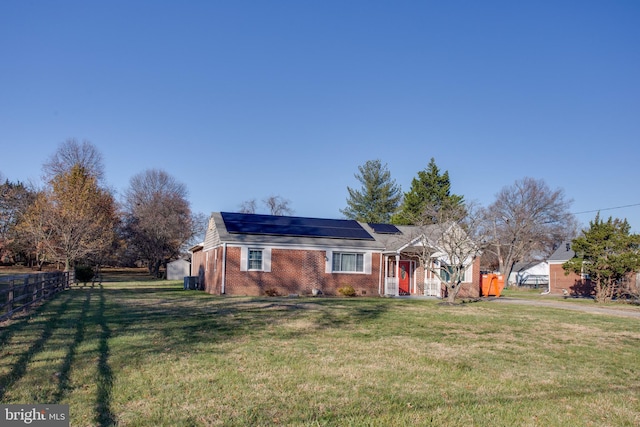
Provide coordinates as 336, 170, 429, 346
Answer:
95, 286, 395, 357
95, 285, 115, 427
0, 291, 75, 401
0, 285, 116, 426
0, 284, 391, 424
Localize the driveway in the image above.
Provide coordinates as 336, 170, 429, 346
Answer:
490, 297, 640, 319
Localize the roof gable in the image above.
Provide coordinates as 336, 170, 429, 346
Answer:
548, 241, 575, 262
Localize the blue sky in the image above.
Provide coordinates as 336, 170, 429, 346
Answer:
1, 1, 639, 232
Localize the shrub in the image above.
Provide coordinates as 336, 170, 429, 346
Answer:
337, 285, 356, 297
75, 265, 95, 284
264, 288, 279, 297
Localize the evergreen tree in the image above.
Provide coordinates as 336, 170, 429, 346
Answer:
340, 159, 401, 223
563, 214, 640, 303
392, 158, 463, 225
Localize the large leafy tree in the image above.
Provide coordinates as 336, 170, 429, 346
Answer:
563, 214, 640, 303
483, 177, 576, 283
19, 165, 117, 271
123, 169, 197, 277
0, 179, 37, 263
14, 191, 50, 269
341, 159, 401, 223
392, 158, 463, 225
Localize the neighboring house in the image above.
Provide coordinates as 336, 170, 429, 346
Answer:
190, 212, 481, 298
548, 241, 639, 298
167, 258, 191, 280
547, 242, 592, 296
509, 261, 549, 288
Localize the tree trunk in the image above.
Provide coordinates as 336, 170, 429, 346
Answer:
446, 283, 460, 303
595, 278, 615, 303
149, 259, 162, 278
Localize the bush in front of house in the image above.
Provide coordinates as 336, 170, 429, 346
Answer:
264, 288, 279, 297
337, 285, 356, 297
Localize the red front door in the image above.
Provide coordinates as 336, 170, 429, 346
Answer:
399, 261, 411, 295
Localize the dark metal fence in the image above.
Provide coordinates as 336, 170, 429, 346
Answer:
0, 271, 74, 322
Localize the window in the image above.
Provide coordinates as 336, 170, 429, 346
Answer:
240, 247, 271, 272
440, 264, 467, 283
248, 249, 263, 270
332, 252, 364, 272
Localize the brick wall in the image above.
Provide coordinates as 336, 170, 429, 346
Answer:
462, 257, 482, 298
192, 247, 224, 294
549, 263, 593, 296
222, 247, 381, 296
199, 245, 479, 298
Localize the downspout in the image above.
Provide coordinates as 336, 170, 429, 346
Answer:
221, 243, 227, 295
378, 252, 383, 296
541, 275, 551, 295
541, 269, 553, 295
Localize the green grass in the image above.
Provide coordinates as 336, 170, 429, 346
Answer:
1, 276, 639, 426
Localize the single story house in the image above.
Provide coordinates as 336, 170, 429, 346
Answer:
509, 261, 549, 288
548, 242, 592, 296
191, 212, 481, 298
548, 241, 640, 298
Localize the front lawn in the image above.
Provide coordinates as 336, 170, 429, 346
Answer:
1, 278, 639, 426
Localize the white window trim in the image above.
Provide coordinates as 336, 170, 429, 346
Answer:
326, 250, 372, 274
240, 247, 271, 272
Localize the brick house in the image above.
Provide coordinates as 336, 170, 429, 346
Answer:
548, 241, 639, 298
548, 242, 592, 296
191, 212, 481, 298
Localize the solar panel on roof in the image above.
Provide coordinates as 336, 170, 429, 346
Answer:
368, 223, 401, 234
221, 212, 375, 240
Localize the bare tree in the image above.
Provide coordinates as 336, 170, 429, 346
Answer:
263, 195, 293, 216
239, 199, 257, 214
123, 169, 196, 277
42, 138, 105, 184
405, 202, 487, 303
238, 196, 293, 216
484, 177, 576, 284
